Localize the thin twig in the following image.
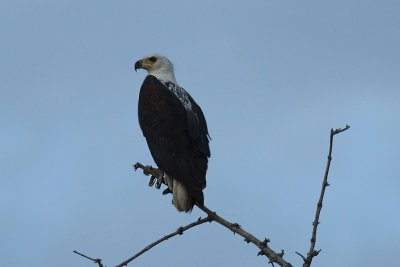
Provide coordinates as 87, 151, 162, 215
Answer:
296, 124, 350, 267
73, 250, 104, 267
114, 216, 212, 267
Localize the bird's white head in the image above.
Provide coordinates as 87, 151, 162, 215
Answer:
134, 54, 177, 84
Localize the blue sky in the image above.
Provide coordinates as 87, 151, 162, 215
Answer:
1, 1, 399, 266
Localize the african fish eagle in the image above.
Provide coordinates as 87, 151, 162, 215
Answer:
134, 54, 211, 212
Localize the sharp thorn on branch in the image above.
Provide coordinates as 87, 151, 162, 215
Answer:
262, 238, 270, 246
177, 227, 184, 235
313, 249, 321, 256
231, 222, 241, 228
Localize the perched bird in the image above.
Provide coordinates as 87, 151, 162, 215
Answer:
134, 54, 211, 212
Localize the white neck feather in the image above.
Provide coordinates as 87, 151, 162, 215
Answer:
149, 67, 177, 85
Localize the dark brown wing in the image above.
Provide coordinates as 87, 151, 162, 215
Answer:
138, 75, 210, 206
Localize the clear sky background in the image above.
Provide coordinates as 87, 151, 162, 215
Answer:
1, 1, 399, 266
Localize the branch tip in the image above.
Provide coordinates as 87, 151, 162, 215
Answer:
295, 251, 307, 261
332, 124, 351, 135
73, 250, 104, 267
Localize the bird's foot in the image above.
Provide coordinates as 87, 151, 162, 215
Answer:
133, 162, 166, 189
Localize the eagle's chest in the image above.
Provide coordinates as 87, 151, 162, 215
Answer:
138, 79, 187, 135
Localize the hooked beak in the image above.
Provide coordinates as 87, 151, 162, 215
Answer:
134, 60, 142, 72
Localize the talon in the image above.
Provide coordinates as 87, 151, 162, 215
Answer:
162, 188, 172, 195
133, 162, 141, 171
134, 163, 168, 191
155, 176, 164, 189
148, 176, 156, 187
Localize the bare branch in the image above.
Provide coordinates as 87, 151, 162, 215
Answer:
73, 250, 104, 267
298, 124, 350, 266
77, 125, 349, 267
114, 216, 212, 267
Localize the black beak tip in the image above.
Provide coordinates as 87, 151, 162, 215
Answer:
134, 60, 142, 72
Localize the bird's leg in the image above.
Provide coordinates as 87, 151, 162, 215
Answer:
133, 162, 166, 189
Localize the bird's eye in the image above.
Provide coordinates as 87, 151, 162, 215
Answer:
149, 56, 157, 62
